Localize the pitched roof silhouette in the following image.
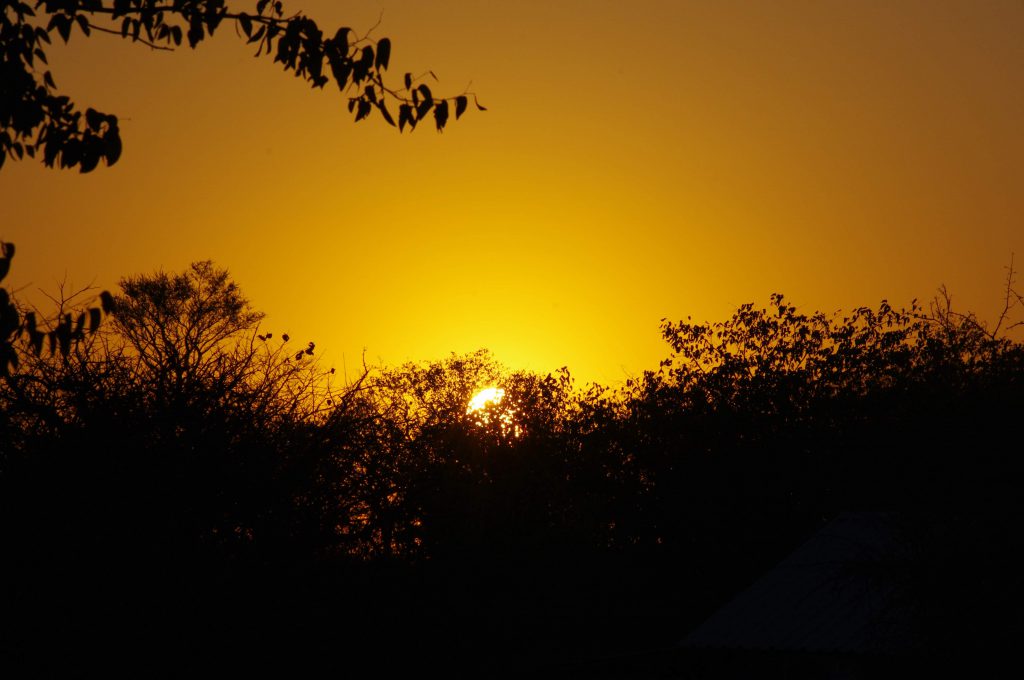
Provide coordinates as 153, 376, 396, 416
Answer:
680, 512, 916, 655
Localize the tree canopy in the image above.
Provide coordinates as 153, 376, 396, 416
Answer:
1, 0, 483, 172
2, 253, 1022, 673
114, 261, 264, 393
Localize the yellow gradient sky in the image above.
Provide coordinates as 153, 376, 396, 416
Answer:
2, 1, 1022, 385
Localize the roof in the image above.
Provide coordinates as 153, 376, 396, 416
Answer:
679, 512, 916, 655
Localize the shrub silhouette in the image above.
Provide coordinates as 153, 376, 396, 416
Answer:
2, 256, 1022, 672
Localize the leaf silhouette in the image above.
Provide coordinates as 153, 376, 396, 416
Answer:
239, 13, 253, 38
434, 100, 449, 132
29, 329, 44, 356
85, 108, 104, 131
398, 104, 413, 132
416, 94, 433, 121
378, 101, 396, 126
375, 38, 391, 70
99, 291, 115, 314
355, 99, 372, 122
104, 132, 122, 165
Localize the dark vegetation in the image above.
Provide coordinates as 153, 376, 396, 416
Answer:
2, 244, 1023, 675
2, 0, 482, 172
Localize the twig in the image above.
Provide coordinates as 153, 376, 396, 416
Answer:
87, 22, 173, 51
991, 253, 1018, 338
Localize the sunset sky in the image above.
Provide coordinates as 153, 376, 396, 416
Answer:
2, 0, 1022, 385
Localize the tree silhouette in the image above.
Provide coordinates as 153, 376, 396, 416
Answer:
1, 259, 339, 569
114, 260, 264, 397
4, 246, 1023, 672
314, 351, 630, 562
0, 242, 19, 376
0, 240, 112, 381
1, 0, 484, 172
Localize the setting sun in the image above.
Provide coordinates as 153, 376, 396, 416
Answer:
467, 386, 505, 414
466, 386, 521, 437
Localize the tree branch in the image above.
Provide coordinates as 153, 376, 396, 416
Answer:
86, 21, 173, 51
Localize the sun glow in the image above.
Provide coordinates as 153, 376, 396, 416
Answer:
467, 386, 505, 413
466, 386, 521, 437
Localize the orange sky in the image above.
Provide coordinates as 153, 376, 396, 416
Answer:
2, 1, 1022, 385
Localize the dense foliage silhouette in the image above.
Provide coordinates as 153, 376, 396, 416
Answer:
2, 254, 1022, 674
1, 0, 482, 172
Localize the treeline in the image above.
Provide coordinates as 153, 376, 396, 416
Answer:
2, 251, 1022, 673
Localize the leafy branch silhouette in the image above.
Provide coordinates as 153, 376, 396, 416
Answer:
1, 0, 484, 172
1, 240, 114, 376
